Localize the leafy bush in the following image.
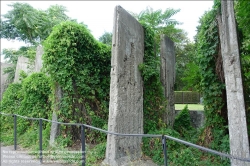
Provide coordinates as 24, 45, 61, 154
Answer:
1, 83, 22, 114
139, 22, 167, 133
20, 72, 52, 118
43, 21, 111, 142
174, 105, 193, 135
142, 128, 180, 165
86, 142, 106, 166
0, 72, 52, 148
196, 0, 228, 149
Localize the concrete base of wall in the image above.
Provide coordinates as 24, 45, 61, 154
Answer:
175, 110, 205, 128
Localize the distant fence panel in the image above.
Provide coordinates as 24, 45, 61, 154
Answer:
175, 91, 202, 104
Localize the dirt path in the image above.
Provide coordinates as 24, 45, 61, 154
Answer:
1, 145, 74, 166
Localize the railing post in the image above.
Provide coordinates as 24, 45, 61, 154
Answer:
182, 92, 184, 104
39, 118, 43, 164
162, 135, 168, 166
81, 125, 86, 166
13, 114, 17, 150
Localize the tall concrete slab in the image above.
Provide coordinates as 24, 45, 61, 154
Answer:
218, 1, 250, 165
34, 45, 43, 72
160, 35, 176, 127
103, 6, 144, 166
14, 56, 30, 83
49, 83, 62, 146
0, 63, 13, 100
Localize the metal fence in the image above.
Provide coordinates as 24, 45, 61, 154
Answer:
1, 112, 250, 166
175, 91, 202, 104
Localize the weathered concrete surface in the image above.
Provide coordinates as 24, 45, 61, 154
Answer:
34, 45, 43, 72
218, 1, 250, 165
49, 111, 60, 146
13, 56, 30, 83
189, 111, 205, 128
50, 83, 62, 146
0, 62, 13, 100
160, 35, 176, 127
175, 110, 205, 128
103, 6, 144, 166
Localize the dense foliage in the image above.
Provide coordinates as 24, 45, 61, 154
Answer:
0, 72, 52, 140
235, 0, 250, 109
2, 2, 250, 165
1, 72, 51, 115
1, 2, 70, 44
1, 2, 71, 82
2, 46, 36, 82
98, 31, 112, 46
235, 0, 250, 135
139, 22, 167, 133
19, 73, 52, 118
173, 105, 192, 134
43, 21, 111, 142
176, 43, 201, 91
132, 7, 184, 45
1, 83, 22, 114
195, 0, 229, 150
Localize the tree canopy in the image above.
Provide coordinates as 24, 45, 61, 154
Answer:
98, 31, 112, 46
131, 7, 188, 45
131, 7, 195, 91
1, 2, 70, 45
1, 2, 72, 82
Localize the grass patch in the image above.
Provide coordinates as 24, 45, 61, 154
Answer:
175, 104, 204, 111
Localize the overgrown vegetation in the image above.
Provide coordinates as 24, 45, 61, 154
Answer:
235, 0, 250, 135
0, 72, 52, 146
139, 22, 167, 133
195, 0, 230, 152
142, 106, 230, 165
1, 1, 249, 165
42, 21, 111, 143
1, 2, 72, 80
2, 46, 36, 82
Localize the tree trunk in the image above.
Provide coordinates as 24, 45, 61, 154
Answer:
217, 1, 250, 165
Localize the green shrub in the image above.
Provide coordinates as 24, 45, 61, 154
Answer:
174, 105, 193, 135
86, 142, 106, 166
142, 128, 180, 165
139, 22, 167, 133
43, 21, 111, 142
1, 83, 22, 114
20, 72, 52, 118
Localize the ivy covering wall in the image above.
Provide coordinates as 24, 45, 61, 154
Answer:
42, 21, 111, 142
195, 0, 230, 152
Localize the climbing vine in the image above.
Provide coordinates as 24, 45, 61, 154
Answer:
139, 22, 167, 133
1, 83, 22, 114
235, 0, 250, 135
19, 73, 52, 118
196, 0, 229, 151
43, 21, 111, 142
0, 72, 52, 136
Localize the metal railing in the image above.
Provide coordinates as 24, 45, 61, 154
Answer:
1, 112, 250, 166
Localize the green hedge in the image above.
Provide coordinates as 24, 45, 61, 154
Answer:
175, 91, 202, 104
